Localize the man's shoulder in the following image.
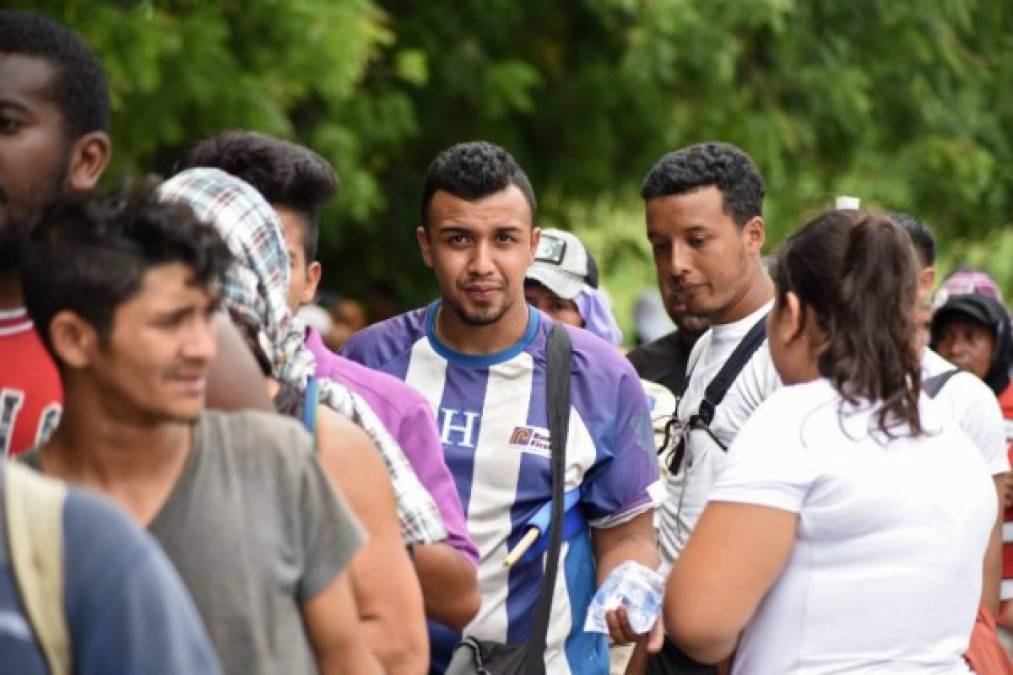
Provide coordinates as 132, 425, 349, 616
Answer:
61, 483, 154, 565
196, 410, 315, 470
0, 462, 145, 557
627, 331, 681, 366
561, 323, 637, 379
199, 408, 307, 436
929, 363, 998, 409
341, 306, 429, 367
921, 347, 956, 377
686, 327, 715, 368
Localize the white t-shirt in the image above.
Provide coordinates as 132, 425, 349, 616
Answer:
658, 301, 780, 564
711, 379, 995, 675
922, 347, 1009, 476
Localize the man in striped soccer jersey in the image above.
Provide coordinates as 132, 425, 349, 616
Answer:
342, 141, 662, 674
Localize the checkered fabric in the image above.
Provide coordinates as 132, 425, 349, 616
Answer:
159, 168, 446, 545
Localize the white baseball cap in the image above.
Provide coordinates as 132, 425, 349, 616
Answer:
525, 228, 598, 300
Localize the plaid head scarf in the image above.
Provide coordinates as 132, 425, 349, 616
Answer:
159, 168, 446, 545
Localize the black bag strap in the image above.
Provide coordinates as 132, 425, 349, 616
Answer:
696, 314, 768, 427
525, 322, 571, 669
923, 368, 959, 399
669, 314, 767, 470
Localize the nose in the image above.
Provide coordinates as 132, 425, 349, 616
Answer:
939, 333, 970, 362
181, 318, 218, 363
468, 240, 495, 277
668, 240, 691, 280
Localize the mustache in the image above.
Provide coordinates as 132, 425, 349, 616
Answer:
462, 276, 504, 288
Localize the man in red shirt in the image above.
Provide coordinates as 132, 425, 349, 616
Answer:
1, 12, 271, 455
0, 308, 62, 454
0, 11, 112, 455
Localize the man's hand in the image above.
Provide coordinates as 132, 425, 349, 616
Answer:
606, 605, 664, 652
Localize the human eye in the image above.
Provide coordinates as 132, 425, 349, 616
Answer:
650, 239, 669, 255
687, 235, 709, 248
0, 114, 22, 134
445, 232, 469, 247
154, 311, 187, 329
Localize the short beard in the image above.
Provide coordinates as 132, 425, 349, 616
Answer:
445, 295, 513, 327
0, 156, 70, 272
0, 214, 27, 272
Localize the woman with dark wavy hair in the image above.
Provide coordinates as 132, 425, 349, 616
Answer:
662, 210, 996, 674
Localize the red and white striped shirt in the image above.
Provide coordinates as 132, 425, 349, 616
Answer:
0, 307, 62, 455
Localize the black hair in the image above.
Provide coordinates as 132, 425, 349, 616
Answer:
20, 180, 232, 360
420, 141, 536, 229
772, 210, 924, 438
889, 211, 936, 267
640, 142, 764, 226
0, 10, 109, 139
176, 130, 338, 261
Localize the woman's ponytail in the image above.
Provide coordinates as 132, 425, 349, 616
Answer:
774, 210, 923, 437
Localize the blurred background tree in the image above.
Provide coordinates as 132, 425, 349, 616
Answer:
17, 0, 1013, 340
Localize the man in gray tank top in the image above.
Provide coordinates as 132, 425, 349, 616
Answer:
19, 184, 382, 675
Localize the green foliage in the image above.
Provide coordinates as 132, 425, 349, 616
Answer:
18, 0, 1013, 327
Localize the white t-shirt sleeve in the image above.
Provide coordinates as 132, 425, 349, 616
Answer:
708, 390, 819, 514
947, 372, 1009, 476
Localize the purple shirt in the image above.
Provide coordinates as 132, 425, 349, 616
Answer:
305, 327, 478, 564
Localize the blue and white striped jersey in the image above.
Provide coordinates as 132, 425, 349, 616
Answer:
343, 303, 660, 674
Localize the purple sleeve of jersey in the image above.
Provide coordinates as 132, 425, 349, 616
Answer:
340, 312, 425, 372
578, 345, 659, 528
339, 329, 376, 367
390, 400, 479, 565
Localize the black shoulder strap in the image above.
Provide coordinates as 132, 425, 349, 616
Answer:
923, 368, 959, 399
696, 313, 768, 426
526, 322, 571, 669
669, 314, 768, 470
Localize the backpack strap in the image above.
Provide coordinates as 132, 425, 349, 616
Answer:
670, 314, 767, 472
302, 376, 320, 436
524, 322, 572, 673
696, 314, 768, 428
923, 368, 960, 399
5, 462, 70, 675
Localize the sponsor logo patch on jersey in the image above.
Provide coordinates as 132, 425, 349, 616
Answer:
509, 425, 551, 456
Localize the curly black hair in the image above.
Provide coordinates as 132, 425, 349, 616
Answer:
0, 10, 109, 139
177, 130, 338, 261
420, 141, 536, 229
640, 142, 764, 226
20, 179, 233, 360
888, 211, 935, 267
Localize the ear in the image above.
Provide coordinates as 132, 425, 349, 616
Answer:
65, 131, 112, 194
416, 226, 433, 269
48, 310, 99, 369
741, 216, 766, 254
529, 226, 541, 262
776, 291, 806, 345
917, 266, 936, 306
301, 261, 323, 305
